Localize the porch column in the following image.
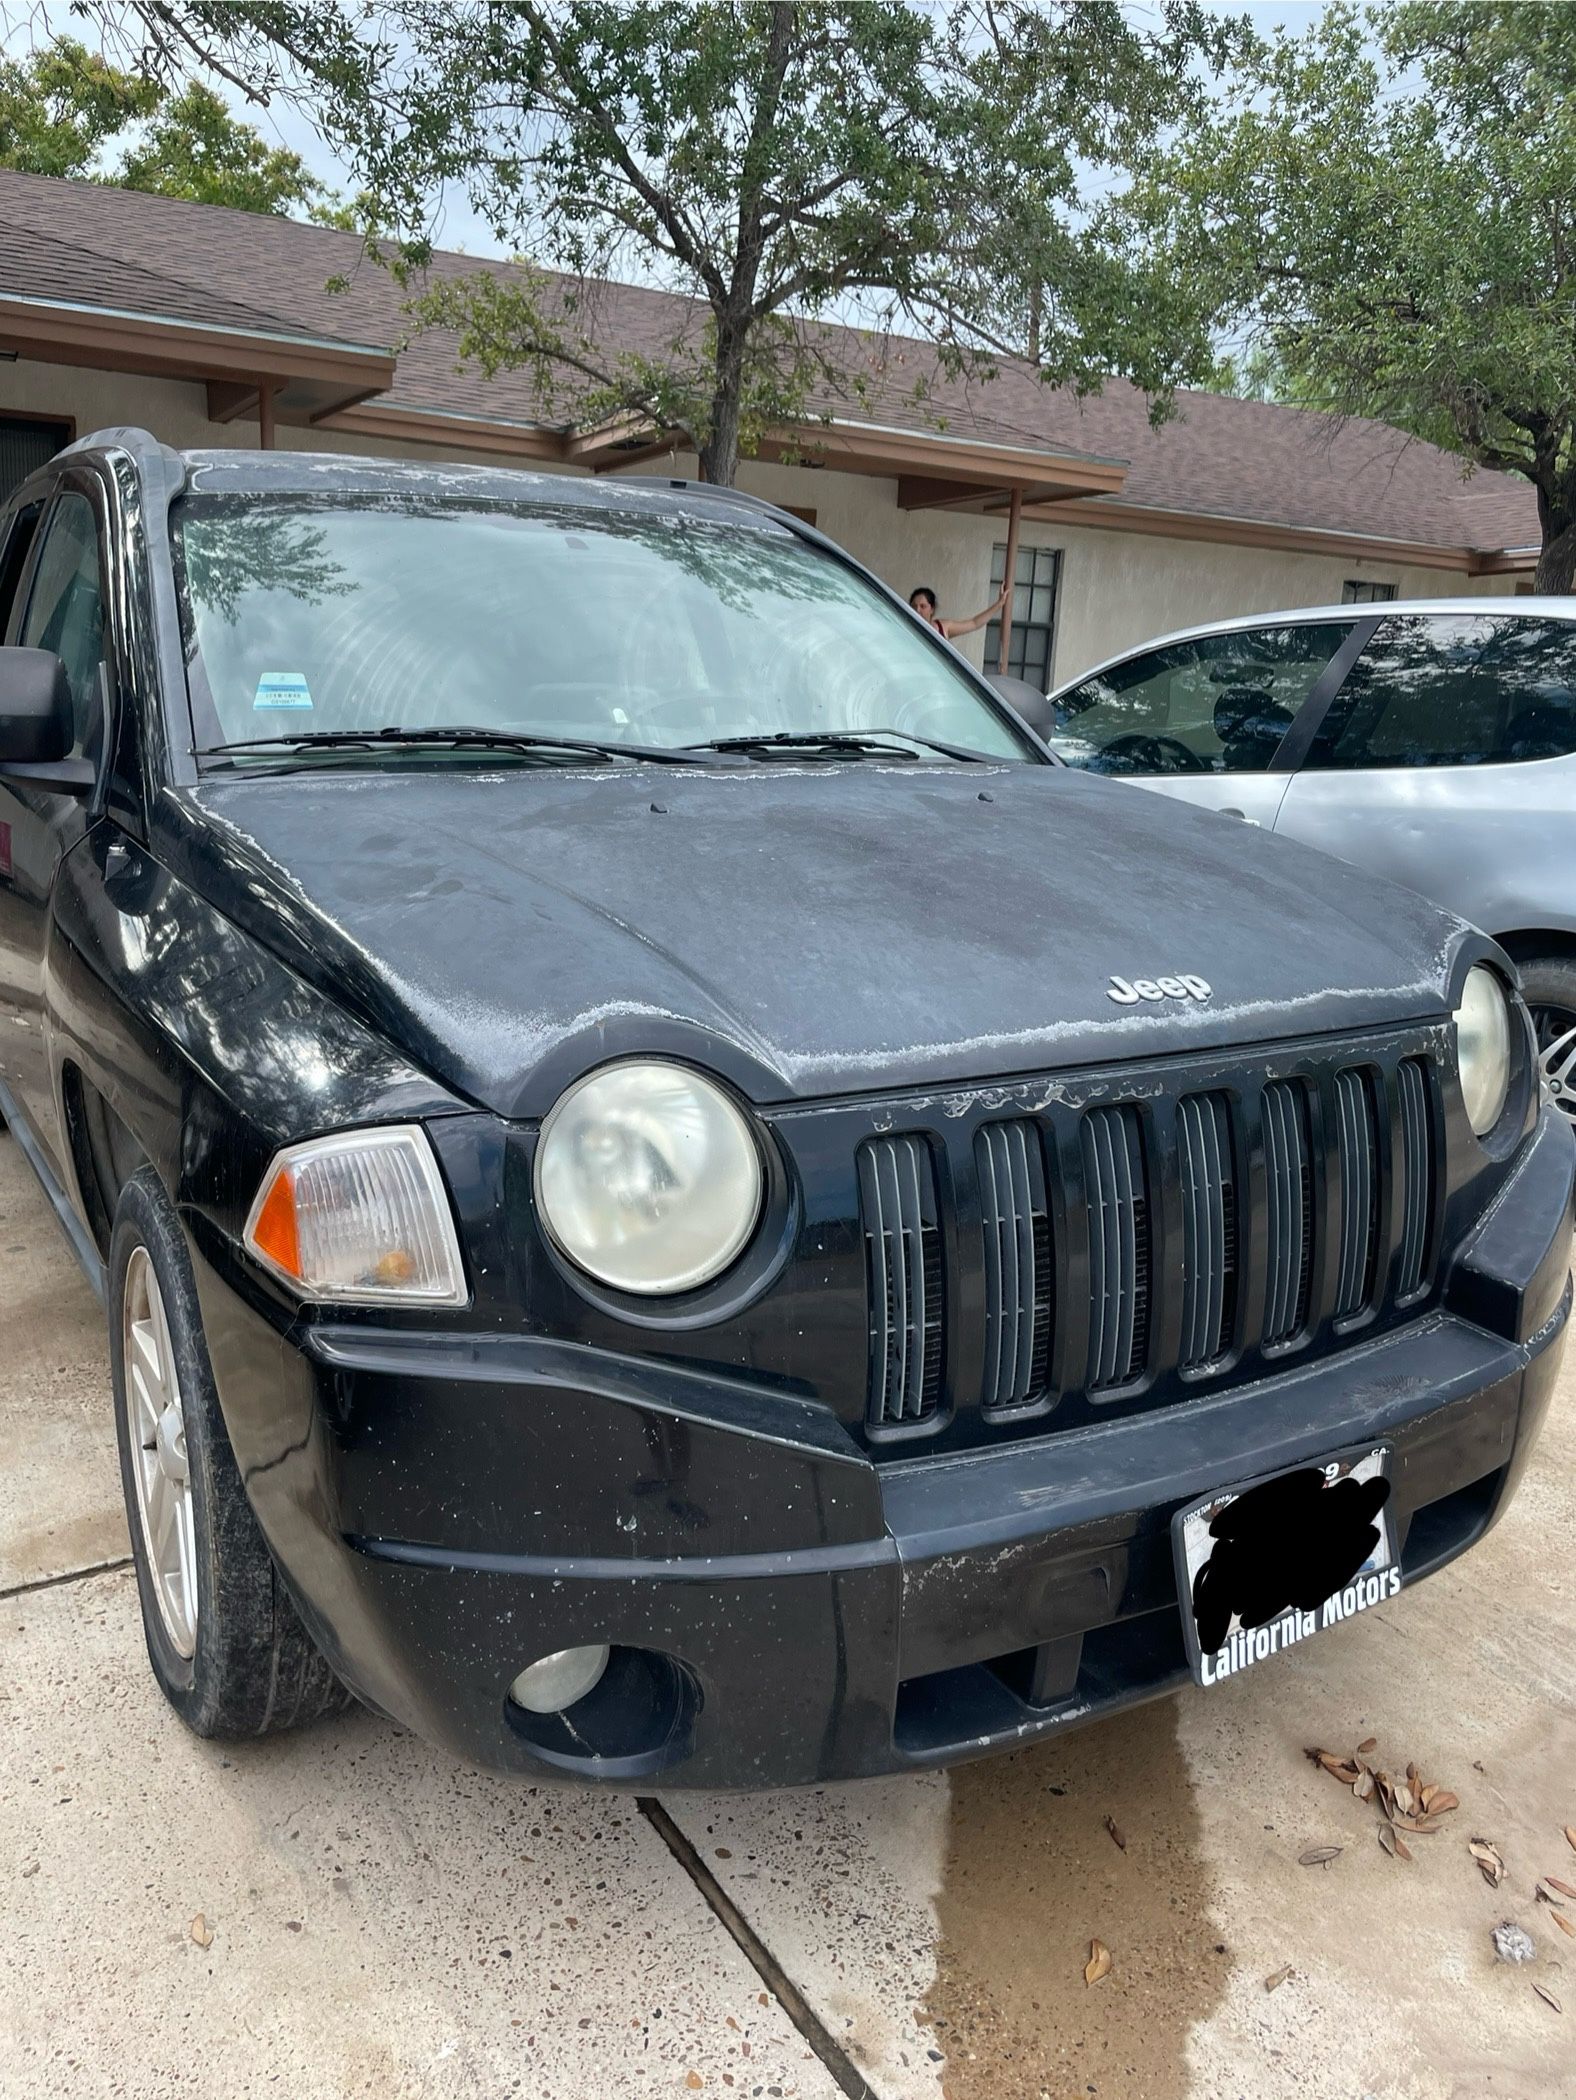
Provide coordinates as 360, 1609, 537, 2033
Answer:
996, 485, 1023, 675
257, 379, 277, 449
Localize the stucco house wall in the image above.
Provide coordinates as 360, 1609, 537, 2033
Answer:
5, 355, 1514, 686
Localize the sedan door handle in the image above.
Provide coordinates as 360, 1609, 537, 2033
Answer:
1218, 807, 1261, 824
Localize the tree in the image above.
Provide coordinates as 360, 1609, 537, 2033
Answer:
0, 35, 159, 178
0, 28, 327, 218
191, 0, 1240, 486
1118, 1, 1576, 590
117, 78, 325, 214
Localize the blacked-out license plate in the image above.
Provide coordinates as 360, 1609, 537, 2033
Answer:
1173, 1446, 1400, 1687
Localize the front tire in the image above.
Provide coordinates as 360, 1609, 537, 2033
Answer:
1519, 956, 1576, 1125
109, 1168, 350, 1737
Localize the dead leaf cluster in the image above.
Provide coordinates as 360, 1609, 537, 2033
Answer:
1304, 1738, 1461, 1864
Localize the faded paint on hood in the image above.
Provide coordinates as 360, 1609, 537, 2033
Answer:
172, 761, 1471, 1118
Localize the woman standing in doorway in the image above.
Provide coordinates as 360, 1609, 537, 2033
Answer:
908, 582, 1010, 642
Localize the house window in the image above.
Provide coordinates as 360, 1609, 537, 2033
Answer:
984, 542, 1060, 690
1340, 580, 1398, 604
0, 415, 72, 508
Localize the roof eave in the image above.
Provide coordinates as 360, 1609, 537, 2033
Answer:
0, 291, 395, 417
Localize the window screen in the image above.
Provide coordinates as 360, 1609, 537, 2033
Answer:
1340, 580, 1397, 604
1305, 614, 1576, 769
984, 542, 1059, 691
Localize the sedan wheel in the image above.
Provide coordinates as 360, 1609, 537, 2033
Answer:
122, 1244, 198, 1658
1531, 1002, 1576, 1125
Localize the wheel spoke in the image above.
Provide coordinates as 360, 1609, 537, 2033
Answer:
120, 1245, 199, 1659
173, 1492, 198, 1643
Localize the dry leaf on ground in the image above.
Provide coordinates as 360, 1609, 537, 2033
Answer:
1534, 1983, 1563, 2013
1104, 1815, 1126, 1852
1354, 1770, 1376, 1803
1084, 1939, 1113, 1987
1553, 1911, 1576, 1939
1470, 1839, 1507, 1888
1299, 1845, 1342, 1866
1264, 1966, 1294, 1993
1356, 1736, 1378, 1756
1565, 1826, 1576, 1855
189, 1913, 214, 1949
1547, 1876, 1576, 1901
1378, 1824, 1413, 1862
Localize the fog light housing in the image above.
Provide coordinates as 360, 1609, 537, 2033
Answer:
507, 1644, 611, 1715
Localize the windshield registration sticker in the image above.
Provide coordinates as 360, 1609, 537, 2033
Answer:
254, 672, 314, 711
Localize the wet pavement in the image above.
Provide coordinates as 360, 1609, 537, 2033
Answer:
4, 1130, 1574, 2099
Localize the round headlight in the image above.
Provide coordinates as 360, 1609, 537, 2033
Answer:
1454, 965, 1513, 1136
535, 1061, 763, 1295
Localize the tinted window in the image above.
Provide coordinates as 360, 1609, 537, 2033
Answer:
0, 502, 41, 641
173, 495, 1034, 764
18, 491, 106, 757
1051, 622, 1352, 775
1305, 614, 1576, 770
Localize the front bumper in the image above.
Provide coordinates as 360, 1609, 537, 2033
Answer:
195, 1103, 1574, 1789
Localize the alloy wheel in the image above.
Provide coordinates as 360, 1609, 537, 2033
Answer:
1531, 1003, 1576, 1126
123, 1245, 198, 1657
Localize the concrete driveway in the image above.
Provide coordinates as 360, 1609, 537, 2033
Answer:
4, 1128, 1574, 2100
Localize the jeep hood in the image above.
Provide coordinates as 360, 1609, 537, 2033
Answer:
177, 762, 1470, 1118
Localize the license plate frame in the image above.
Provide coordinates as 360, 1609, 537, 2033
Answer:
1172, 1444, 1400, 1688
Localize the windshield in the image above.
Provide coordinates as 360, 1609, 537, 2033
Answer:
173, 494, 1034, 764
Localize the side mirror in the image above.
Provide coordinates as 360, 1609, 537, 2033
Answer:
0, 647, 92, 792
986, 671, 1055, 742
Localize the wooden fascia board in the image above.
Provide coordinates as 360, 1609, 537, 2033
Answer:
1469, 547, 1539, 576
563, 413, 661, 462
1037, 497, 1478, 573
312, 400, 569, 462
898, 476, 1106, 513
762, 419, 1127, 495
0, 294, 394, 396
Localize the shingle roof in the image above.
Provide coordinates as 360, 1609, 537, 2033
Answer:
0, 167, 1540, 555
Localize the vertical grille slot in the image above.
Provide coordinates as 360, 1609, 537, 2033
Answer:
858, 1135, 943, 1426
1333, 1068, 1381, 1318
1177, 1093, 1236, 1370
1081, 1105, 1150, 1390
1262, 1079, 1313, 1345
976, 1121, 1052, 1412
1396, 1057, 1436, 1298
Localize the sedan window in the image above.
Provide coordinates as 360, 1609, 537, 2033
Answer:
172, 495, 1035, 766
1303, 614, 1576, 770
1050, 623, 1352, 775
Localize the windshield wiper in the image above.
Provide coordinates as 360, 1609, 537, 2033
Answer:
196, 726, 717, 766
685, 730, 987, 764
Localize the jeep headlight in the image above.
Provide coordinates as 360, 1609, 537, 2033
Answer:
535, 1061, 763, 1294
1454, 965, 1513, 1137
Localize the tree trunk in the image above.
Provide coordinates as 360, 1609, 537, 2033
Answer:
1534, 516, 1576, 593
700, 314, 748, 487
1532, 470, 1576, 592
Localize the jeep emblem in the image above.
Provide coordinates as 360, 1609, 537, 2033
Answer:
1107, 973, 1212, 1005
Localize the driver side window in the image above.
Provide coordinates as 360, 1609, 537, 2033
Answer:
1053, 622, 1353, 776
18, 491, 108, 761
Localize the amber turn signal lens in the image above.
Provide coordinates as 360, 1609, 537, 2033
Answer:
248, 1168, 303, 1280
242, 1126, 467, 1306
